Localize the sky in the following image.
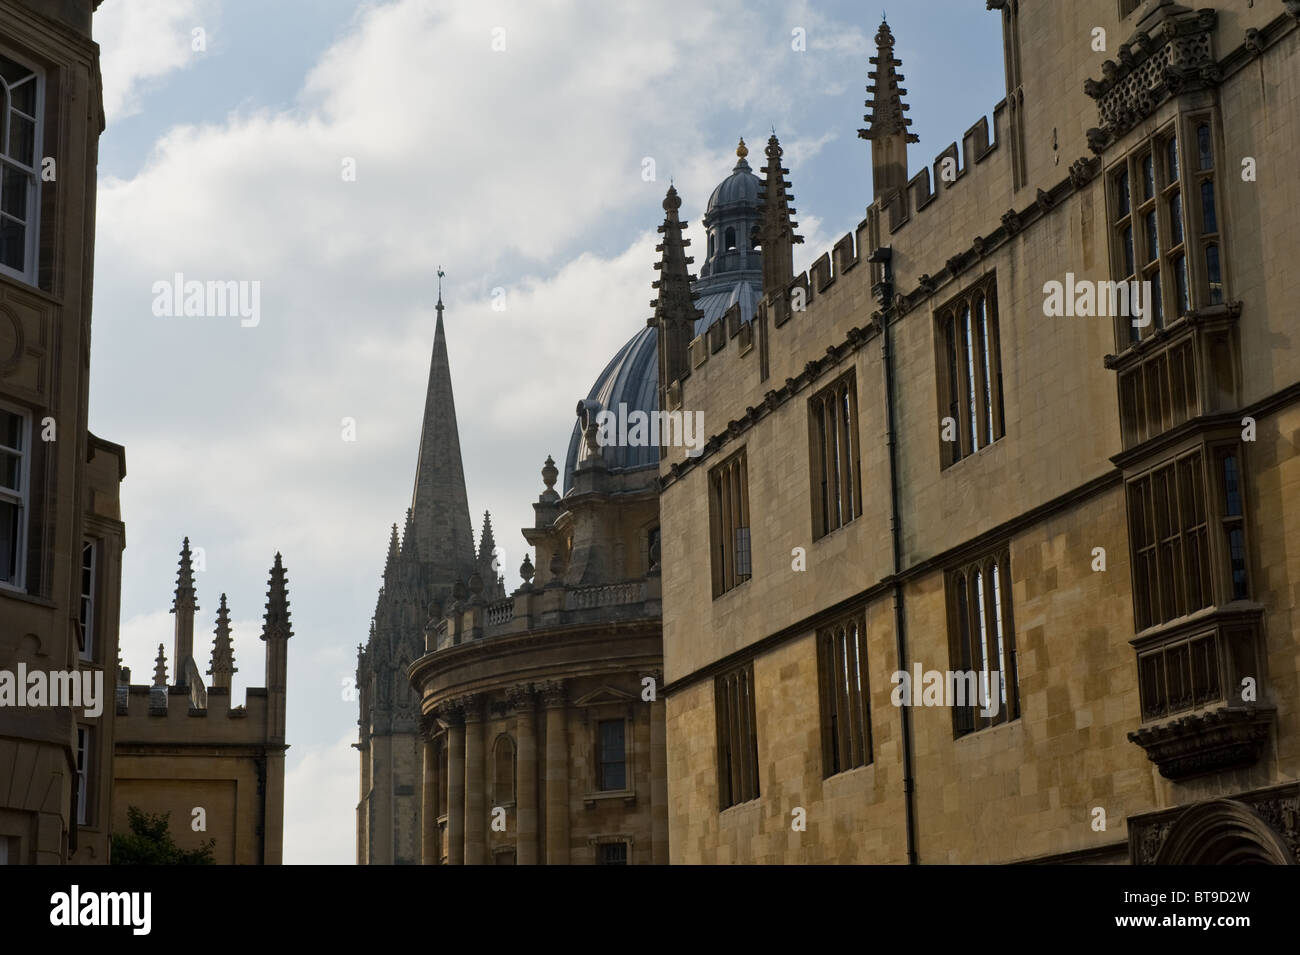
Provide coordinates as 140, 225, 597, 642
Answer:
91, 0, 1005, 864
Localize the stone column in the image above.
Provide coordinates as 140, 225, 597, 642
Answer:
541, 680, 570, 865
510, 685, 539, 865
446, 703, 465, 865
420, 714, 438, 865
463, 694, 486, 865
649, 671, 669, 865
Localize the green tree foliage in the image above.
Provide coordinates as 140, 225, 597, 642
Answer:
111, 806, 215, 865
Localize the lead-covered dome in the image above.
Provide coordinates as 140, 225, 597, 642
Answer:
563, 325, 658, 494
696, 139, 763, 336
562, 140, 766, 492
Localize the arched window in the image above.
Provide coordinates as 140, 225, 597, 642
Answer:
724, 227, 736, 251
492, 735, 516, 805
708, 233, 715, 258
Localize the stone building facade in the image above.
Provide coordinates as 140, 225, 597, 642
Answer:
655, 1, 1300, 864
0, 0, 124, 866
111, 541, 292, 865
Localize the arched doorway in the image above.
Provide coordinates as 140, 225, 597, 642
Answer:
1154, 799, 1294, 865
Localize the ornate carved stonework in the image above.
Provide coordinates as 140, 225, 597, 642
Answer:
538, 679, 567, 708
506, 683, 535, 710
1084, 6, 1219, 154
455, 691, 485, 722
1068, 156, 1099, 189
1127, 705, 1273, 780
1129, 784, 1300, 864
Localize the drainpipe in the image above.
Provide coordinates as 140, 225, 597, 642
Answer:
869, 244, 918, 865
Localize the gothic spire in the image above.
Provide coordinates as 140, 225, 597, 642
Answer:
858, 19, 918, 201
410, 283, 476, 596
652, 185, 705, 395
755, 132, 803, 299
209, 593, 237, 689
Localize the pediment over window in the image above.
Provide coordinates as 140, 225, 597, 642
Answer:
572, 685, 635, 707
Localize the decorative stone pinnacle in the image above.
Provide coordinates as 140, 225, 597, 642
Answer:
153, 643, 168, 687
173, 537, 197, 611
261, 552, 292, 640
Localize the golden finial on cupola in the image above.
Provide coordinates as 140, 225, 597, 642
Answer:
736, 137, 748, 159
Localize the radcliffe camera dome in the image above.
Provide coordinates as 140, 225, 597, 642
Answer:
563, 324, 659, 494
562, 140, 765, 493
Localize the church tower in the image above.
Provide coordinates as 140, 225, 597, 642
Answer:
357, 285, 478, 865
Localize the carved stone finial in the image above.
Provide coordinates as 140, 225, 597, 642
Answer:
153, 643, 168, 687
520, 553, 535, 587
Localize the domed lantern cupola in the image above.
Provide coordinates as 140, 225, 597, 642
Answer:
700, 138, 762, 283
691, 138, 765, 337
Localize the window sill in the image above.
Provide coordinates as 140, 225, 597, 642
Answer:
811, 515, 861, 544
719, 797, 761, 817
583, 789, 635, 809
711, 577, 751, 602
953, 714, 1020, 741
0, 586, 54, 608
940, 435, 1005, 473
0, 271, 58, 304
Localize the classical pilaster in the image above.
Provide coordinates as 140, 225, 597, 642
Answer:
648, 670, 669, 865
508, 684, 539, 864
540, 680, 570, 864
444, 700, 466, 865
420, 712, 438, 865
463, 693, 487, 865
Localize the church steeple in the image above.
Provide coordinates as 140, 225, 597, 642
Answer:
652, 185, 705, 398
755, 132, 803, 300
410, 281, 476, 597
858, 19, 918, 202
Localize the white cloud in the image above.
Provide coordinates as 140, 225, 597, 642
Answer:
92, 0, 877, 865
95, 0, 214, 124
283, 731, 358, 865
